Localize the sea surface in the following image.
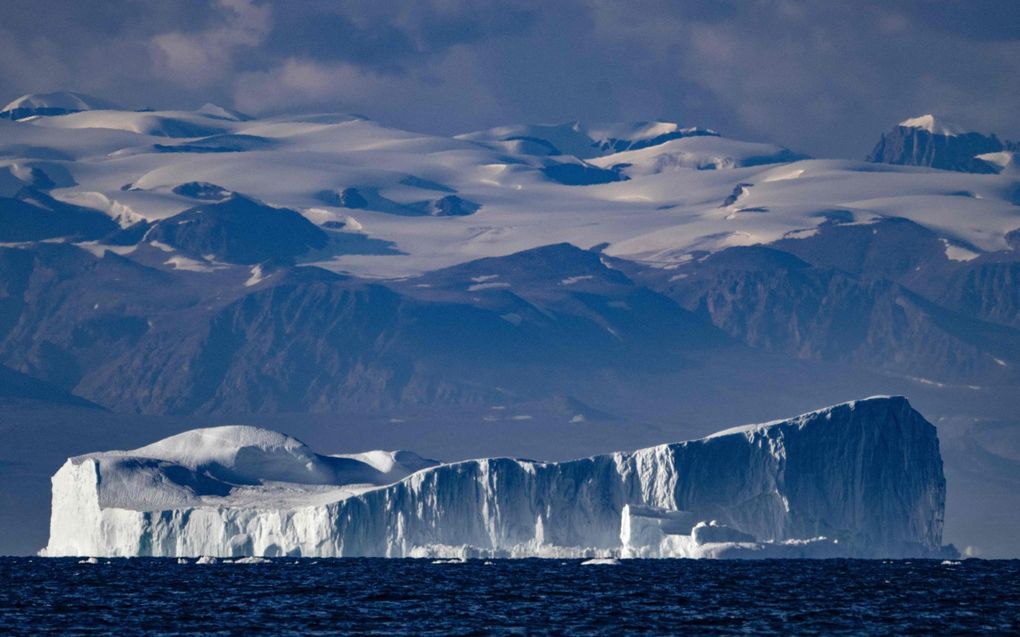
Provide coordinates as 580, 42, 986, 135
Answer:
2, 557, 1018, 635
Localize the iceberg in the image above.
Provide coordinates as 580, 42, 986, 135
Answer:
43, 396, 952, 559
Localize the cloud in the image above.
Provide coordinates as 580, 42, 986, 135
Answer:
232, 49, 505, 134
0, 0, 1017, 157
150, 0, 272, 87
233, 59, 383, 112
582, 2, 1020, 156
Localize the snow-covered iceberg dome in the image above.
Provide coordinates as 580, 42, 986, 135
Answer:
43, 396, 953, 559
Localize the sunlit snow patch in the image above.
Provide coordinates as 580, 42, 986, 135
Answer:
940, 238, 980, 262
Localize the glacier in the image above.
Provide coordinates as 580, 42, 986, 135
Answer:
42, 396, 953, 559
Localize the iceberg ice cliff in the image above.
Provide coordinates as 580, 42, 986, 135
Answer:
43, 397, 952, 559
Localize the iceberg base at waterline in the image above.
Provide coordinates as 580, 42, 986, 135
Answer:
42, 396, 956, 559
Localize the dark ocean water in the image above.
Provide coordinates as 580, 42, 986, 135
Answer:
1, 557, 1018, 635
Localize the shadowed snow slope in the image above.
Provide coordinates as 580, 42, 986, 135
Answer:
0, 92, 118, 120
44, 396, 952, 559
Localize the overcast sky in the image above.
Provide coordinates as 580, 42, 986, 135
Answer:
2, 0, 1017, 157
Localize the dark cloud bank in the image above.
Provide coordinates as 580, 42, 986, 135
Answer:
1, 0, 1017, 157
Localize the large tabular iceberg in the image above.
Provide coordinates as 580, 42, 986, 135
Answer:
43, 396, 953, 559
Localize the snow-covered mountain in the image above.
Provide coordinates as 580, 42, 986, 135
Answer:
0, 101, 1016, 276
867, 114, 1016, 173
1, 98, 1018, 404
43, 396, 953, 559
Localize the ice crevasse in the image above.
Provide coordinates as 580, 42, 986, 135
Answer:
42, 396, 953, 559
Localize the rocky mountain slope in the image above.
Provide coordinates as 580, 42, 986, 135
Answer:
867, 114, 1017, 173
1, 95, 1018, 414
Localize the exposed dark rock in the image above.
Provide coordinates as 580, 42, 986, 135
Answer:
0, 241, 731, 414
2, 226, 1018, 415
172, 181, 232, 200
597, 128, 719, 153
0, 188, 118, 242
772, 216, 952, 281
722, 183, 753, 207
317, 188, 480, 217
103, 220, 151, 246
867, 124, 1005, 173
741, 149, 808, 167
632, 244, 1020, 384
0, 243, 176, 394
133, 118, 227, 139
0, 92, 115, 121
0, 364, 101, 408
0, 107, 80, 120
910, 259, 1020, 330
541, 161, 628, 185
1008, 183, 1020, 206
426, 195, 480, 216
147, 194, 328, 264
338, 188, 369, 208
317, 187, 369, 209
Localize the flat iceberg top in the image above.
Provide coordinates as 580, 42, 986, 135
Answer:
705, 395, 905, 439
69, 396, 915, 513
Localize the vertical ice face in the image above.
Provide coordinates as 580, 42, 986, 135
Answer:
43, 396, 949, 559
668, 395, 946, 556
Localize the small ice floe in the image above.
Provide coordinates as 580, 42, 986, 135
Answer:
77, 557, 99, 564
232, 556, 271, 564
941, 560, 962, 566
195, 556, 218, 565
176, 558, 189, 565
431, 558, 467, 564
580, 558, 620, 566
